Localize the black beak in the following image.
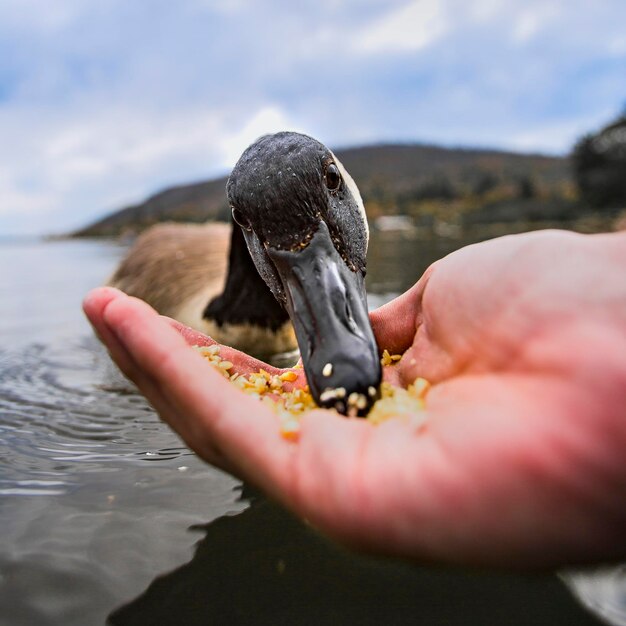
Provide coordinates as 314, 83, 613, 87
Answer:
268, 221, 381, 416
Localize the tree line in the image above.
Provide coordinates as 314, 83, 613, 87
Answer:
572, 110, 626, 210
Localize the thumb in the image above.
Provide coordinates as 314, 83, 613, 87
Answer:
369, 274, 428, 355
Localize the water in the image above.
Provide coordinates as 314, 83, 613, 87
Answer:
0, 234, 613, 625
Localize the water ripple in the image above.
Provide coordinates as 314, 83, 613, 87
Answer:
0, 338, 191, 491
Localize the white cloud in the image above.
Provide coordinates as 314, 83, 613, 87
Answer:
0, 172, 51, 217
0, 100, 301, 234
505, 112, 616, 154
467, 0, 506, 23
219, 106, 304, 167
0, 0, 85, 34
511, 3, 561, 45
608, 37, 626, 57
193, 0, 249, 15
353, 0, 450, 54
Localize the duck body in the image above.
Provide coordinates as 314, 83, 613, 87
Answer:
109, 131, 382, 415
108, 221, 297, 357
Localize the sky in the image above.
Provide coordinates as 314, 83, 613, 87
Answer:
0, 0, 625, 236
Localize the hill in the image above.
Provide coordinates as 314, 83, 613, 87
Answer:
72, 143, 574, 238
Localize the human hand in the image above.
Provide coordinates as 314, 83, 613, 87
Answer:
84, 229, 626, 568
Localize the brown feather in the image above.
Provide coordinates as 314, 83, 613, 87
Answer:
107, 221, 297, 356
108, 222, 230, 319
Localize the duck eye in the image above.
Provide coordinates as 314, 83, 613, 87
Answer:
232, 207, 251, 231
325, 163, 341, 192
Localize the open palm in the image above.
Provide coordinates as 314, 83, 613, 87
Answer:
84, 229, 626, 568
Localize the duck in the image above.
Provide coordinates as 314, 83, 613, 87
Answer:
109, 131, 381, 414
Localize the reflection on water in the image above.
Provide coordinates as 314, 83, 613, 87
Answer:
0, 340, 189, 491
367, 229, 481, 294
110, 487, 601, 626
0, 239, 245, 625
563, 568, 626, 626
0, 234, 613, 625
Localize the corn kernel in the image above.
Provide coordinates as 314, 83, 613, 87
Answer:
193, 344, 430, 437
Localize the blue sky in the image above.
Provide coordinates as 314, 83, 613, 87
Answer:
1, 0, 625, 236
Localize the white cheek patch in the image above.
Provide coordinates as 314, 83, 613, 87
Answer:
331, 152, 369, 243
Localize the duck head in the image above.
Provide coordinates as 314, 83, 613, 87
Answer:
226, 132, 381, 416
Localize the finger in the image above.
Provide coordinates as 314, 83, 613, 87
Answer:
99, 292, 306, 497
369, 264, 454, 385
369, 264, 436, 355
164, 317, 217, 347
163, 315, 306, 387
83, 287, 145, 382
85, 288, 172, 400
85, 289, 234, 470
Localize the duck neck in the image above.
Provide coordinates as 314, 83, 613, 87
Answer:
203, 224, 289, 331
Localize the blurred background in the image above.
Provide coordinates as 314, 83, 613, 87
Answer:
1, 2, 626, 625
0, 0, 625, 238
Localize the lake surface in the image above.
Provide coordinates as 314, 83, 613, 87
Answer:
0, 232, 616, 625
